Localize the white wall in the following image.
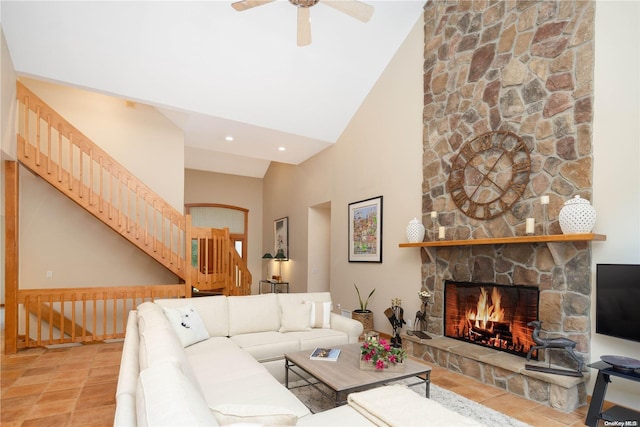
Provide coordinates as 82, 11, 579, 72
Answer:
591, 0, 640, 410
18, 78, 184, 211
1, 25, 17, 305
263, 17, 425, 335
307, 203, 331, 293
1, 26, 17, 160
19, 166, 179, 288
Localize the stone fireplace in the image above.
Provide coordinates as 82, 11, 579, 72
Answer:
406, 0, 596, 412
444, 280, 539, 359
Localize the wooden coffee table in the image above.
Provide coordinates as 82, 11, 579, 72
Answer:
285, 343, 431, 407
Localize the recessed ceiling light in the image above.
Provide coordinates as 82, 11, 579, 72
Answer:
225, 136, 234, 142
278, 146, 286, 151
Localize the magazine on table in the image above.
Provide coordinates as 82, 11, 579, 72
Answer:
310, 347, 341, 362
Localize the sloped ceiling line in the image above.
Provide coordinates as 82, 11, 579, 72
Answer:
1, 0, 425, 177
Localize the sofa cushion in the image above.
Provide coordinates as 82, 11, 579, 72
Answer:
228, 293, 280, 336
155, 296, 229, 338
162, 305, 210, 347
137, 301, 171, 334
136, 360, 218, 427
306, 301, 332, 329
200, 372, 311, 419
210, 404, 297, 426
185, 338, 268, 383
230, 331, 301, 363
137, 302, 175, 374
138, 322, 202, 395
277, 292, 332, 306
286, 328, 349, 351
185, 336, 243, 355
279, 302, 311, 333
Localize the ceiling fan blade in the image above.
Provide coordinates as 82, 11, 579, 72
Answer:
321, 0, 374, 23
231, 0, 275, 12
297, 7, 312, 47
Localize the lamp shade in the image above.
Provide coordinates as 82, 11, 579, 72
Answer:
274, 249, 287, 260
262, 253, 273, 259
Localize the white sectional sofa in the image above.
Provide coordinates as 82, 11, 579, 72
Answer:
114, 292, 481, 426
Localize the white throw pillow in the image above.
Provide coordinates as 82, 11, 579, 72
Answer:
279, 302, 312, 333
210, 404, 297, 426
228, 294, 280, 336
155, 295, 229, 337
306, 301, 332, 328
162, 305, 210, 347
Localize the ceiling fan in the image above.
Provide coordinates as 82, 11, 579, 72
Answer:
231, 0, 374, 46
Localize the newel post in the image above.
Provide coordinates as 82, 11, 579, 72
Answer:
4, 160, 19, 354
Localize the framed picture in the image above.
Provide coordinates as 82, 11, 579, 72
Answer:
274, 217, 289, 260
348, 196, 383, 263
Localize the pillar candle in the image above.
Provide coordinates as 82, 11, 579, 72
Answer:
526, 218, 535, 234
438, 226, 445, 239
541, 195, 550, 205
431, 211, 437, 219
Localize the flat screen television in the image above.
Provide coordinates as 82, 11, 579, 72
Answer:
596, 264, 640, 343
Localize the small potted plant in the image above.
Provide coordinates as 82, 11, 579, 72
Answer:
352, 284, 375, 336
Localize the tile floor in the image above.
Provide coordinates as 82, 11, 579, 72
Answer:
1, 338, 123, 427
1, 316, 595, 426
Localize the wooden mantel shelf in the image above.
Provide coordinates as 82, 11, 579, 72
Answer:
399, 233, 605, 265
399, 233, 606, 248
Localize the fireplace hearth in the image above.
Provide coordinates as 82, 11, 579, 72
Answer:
444, 281, 539, 358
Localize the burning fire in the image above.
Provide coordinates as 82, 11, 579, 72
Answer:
466, 287, 505, 329
446, 281, 537, 358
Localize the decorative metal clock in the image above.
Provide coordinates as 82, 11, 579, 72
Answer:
447, 130, 531, 220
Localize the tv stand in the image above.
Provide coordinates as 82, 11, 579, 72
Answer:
585, 361, 640, 427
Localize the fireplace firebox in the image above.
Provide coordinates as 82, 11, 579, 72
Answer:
444, 280, 539, 358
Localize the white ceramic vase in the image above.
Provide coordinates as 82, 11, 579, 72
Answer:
559, 195, 596, 234
406, 218, 426, 243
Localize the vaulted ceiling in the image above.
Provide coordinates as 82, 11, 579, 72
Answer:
1, 1, 424, 177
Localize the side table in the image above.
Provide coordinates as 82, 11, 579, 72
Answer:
259, 280, 289, 294
585, 361, 640, 427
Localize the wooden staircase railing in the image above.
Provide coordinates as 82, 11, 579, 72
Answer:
27, 302, 87, 340
16, 285, 187, 348
186, 220, 252, 296
16, 81, 188, 279
15, 81, 252, 295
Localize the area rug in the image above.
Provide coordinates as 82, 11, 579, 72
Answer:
289, 380, 532, 427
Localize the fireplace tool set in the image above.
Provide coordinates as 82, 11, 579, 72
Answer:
384, 299, 406, 348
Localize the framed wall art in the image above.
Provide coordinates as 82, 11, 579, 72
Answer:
274, 217, 289, 260
348, 196, 383, 263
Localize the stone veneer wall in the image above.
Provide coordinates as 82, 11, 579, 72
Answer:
420, 0, 595, 370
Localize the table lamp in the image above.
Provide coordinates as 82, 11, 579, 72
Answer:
274, 249, 287, 281
262, 252, 273, 280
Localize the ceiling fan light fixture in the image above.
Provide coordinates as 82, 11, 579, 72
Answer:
232, 0, 374, 46
289, 0, 319, 7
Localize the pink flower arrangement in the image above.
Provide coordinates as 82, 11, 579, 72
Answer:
360, 337, 406, 370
